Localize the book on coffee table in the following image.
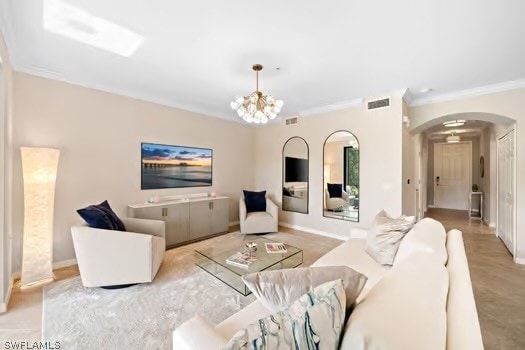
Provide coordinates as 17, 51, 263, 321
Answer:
225, 252, 257, 269
265, 242, 287, 254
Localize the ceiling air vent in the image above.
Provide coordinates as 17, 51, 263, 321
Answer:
285, 117, 298, 125
367, 97, 390, 110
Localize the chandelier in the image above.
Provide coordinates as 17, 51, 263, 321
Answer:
230, 64, 284, 124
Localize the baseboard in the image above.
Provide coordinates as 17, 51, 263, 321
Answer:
279, 222, 347, 241
228, 221, 240, 227
515, 257, 525, 265
428, 205, 435, 208
53, 258, 77, 269
11, 258, 79, 281
482, 218, 496, 229
0, 275, 15, 313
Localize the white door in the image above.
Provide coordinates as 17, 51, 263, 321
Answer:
497, 130, 515, 254
434, 142, 471, 210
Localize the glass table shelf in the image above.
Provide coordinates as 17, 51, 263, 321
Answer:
195, 236, 303, 295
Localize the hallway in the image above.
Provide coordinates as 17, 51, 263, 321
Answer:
426, 208, 525, 350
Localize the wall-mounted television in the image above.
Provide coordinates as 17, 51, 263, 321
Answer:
141, 142, 213, 190
285, 156, 308, 182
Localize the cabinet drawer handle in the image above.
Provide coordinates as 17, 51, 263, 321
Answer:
162, 208, 167, 217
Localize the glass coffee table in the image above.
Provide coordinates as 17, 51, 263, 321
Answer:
195, 236, 303, 295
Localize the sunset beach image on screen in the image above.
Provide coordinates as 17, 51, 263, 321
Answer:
141, 143, 212, 189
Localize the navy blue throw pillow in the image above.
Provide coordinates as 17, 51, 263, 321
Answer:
243, 190, 267, 213
77, 200, 126, 231
327, 183, 343, 198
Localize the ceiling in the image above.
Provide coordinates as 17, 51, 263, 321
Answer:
1, 0, 525, 122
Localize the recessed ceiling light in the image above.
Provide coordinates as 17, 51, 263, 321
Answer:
443, 120, 466, 127
43, 0, 143, 57
420, 88, 433, 93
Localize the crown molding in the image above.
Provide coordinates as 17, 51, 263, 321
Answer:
410, 79, 525, 107
15, 64, 251, 125
401, 88, 414, 105
299, 97, 364, 117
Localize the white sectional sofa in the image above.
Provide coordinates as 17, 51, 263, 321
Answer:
173, 218, 483, 349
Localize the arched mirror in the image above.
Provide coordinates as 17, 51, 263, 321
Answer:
282, 137, 309, 214
323, 131, 359, 222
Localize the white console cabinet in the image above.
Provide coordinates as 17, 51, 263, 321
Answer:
127, 196, 229, 248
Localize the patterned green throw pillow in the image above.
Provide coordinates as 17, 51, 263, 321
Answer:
223, 279, 346, 350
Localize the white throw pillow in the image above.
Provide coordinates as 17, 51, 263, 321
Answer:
242, 266, 367, 313
365, 210, 415, 265
223, 279, 346, 350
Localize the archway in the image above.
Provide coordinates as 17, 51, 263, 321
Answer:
409, 112, 517, 258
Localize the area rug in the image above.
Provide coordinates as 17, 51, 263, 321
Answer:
42, 243, 257, 349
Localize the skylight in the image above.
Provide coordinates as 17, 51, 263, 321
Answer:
43, 0, 143, 57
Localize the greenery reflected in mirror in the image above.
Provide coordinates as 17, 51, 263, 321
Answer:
323, 131, 359, 222
282, 137, 309, 214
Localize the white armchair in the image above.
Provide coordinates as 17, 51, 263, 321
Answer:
239, 197, 278, 234
71, 217, 166, 288
325, 188, 350, 211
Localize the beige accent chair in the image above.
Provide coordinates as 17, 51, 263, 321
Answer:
71, 217, 166, 288
325, 188, 350, 211
239, 197, 278, 234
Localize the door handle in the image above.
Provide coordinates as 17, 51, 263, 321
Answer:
162, 207, 167, 217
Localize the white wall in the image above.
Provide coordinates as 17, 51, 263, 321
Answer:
479, 125, 497, 226
10, 72, 256, 273
0, 32, 14, 312
402, 101, 417, 216
409, 88, 525, 261
420, 133, 429, 214
255, 95, 403, 238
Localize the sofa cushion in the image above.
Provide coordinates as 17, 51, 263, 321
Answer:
77, 200, 126, 231
245, 211, 274, 225
446, 229, 483, 350
223, 279, 346, 350
313, 238, 388, 300
395, 217, 448, 265
341, 253, 448, 350
327, 183, 343, 198
242, 266, 367, 313
365, 210, 415, 266
243, 190, 266, 213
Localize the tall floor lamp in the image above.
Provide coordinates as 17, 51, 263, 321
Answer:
20, 147, 60, 287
